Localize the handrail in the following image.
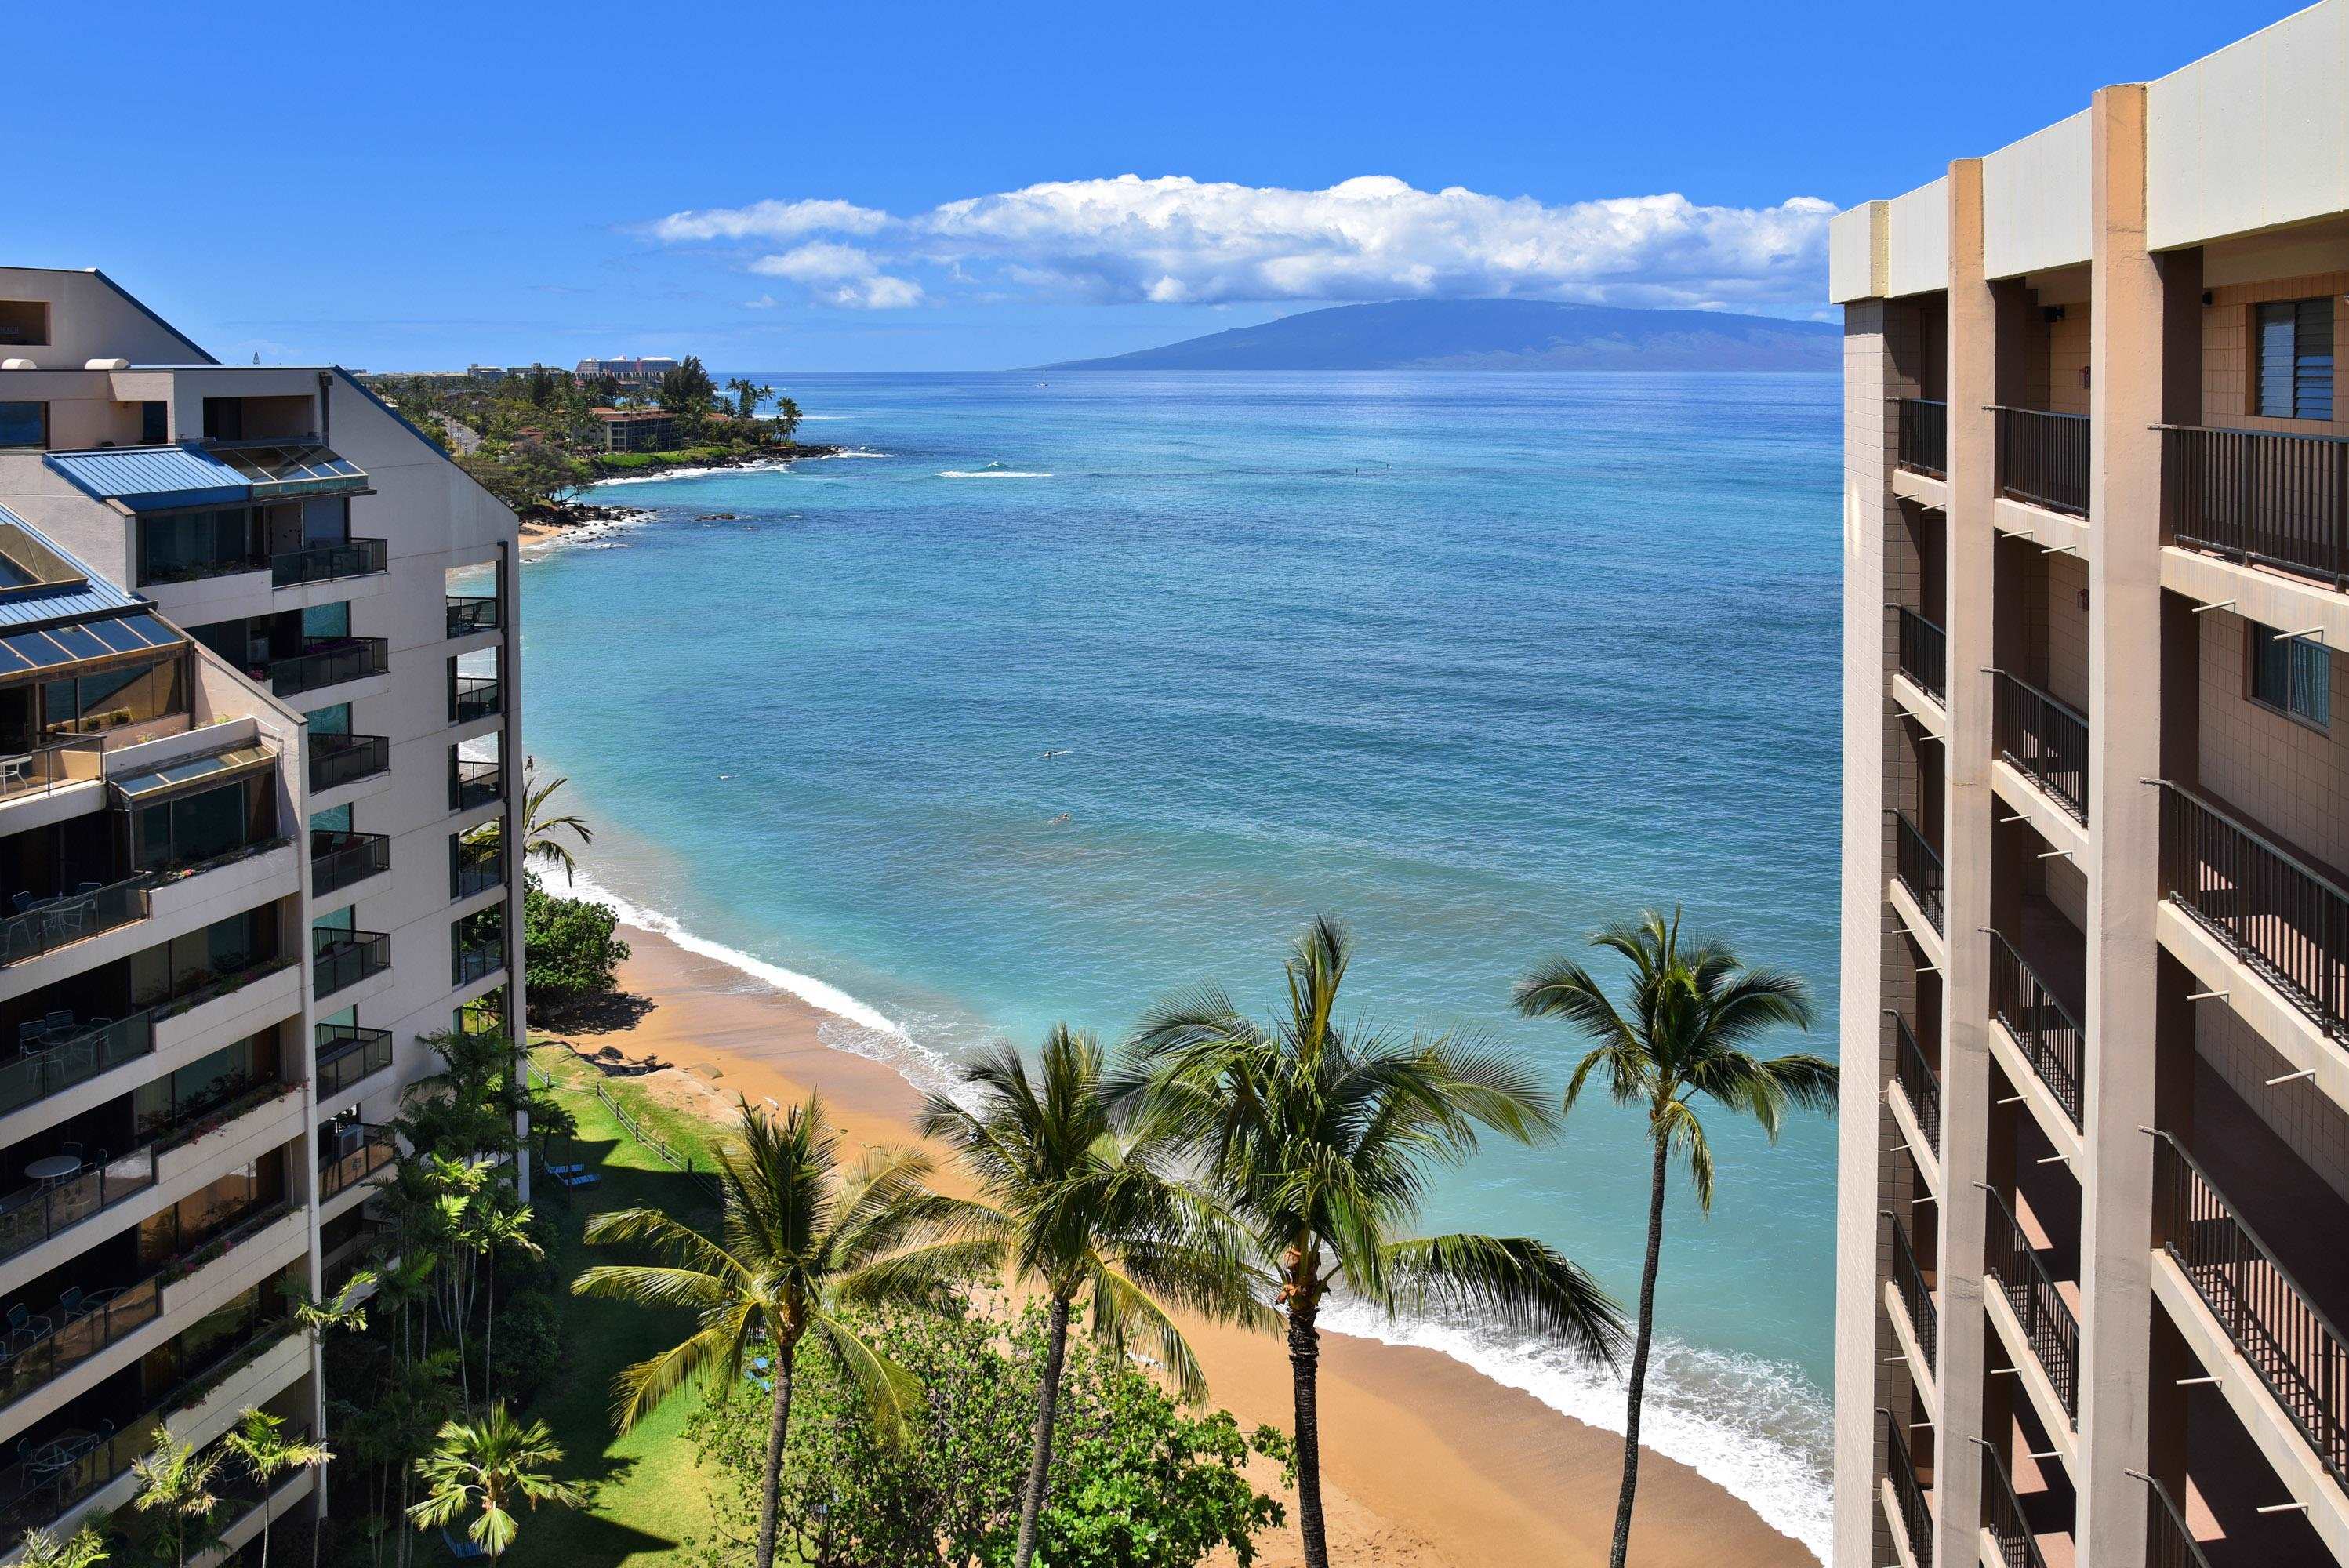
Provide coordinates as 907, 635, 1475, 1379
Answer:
314, 1023, 393, 1099
0, 1148, 159, 1263
2159, 423, 2349, 590
2150, 778, 2349, 908
1977, 1440, 2052, 1568
451, 674, 501, 723
270, 536, 386, 587
1884, 1207, 1937, 1367
0, 1011, 154, 1120
308, 732, 389, 794
0, 876, 154, 971
1894, 606, 1948, 700
1889, 808, 1946, 933
1989, 669, 2089, 823
1990, 405, 2090, 517
1981, 1183, 2079, 1419
1896, 398, 1948, 481
318, 1123, 398, 1199
1876, 1407, 1934, 1567
2140, 1473, 2215, 1568
1988, 928, 2085, 1129
1887, 1010, 1940, 1156
0, 737, 104, 806
311, 927, 390, 1000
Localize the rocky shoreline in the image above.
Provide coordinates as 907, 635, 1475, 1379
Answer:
517, 441, 847, 546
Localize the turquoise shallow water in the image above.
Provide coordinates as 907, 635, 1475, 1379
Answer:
518, 370, 1843, 1552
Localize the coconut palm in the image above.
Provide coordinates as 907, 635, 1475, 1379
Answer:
129, 1433, 226, 1568
514, 767, 591, 884
1512, 907, 1835, 1568
406, 1405, 579, 1563
922, 1025, 1273, 1568
1129, 915, 1627, 1568
218, 1410, 330, 1568
467, 1198, 543, 1407
572, 1094, 976, 1568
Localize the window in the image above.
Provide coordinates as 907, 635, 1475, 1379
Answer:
201, 397, 245, 441
139, 401, 168, 445
0, 403, 45, 449
2250, 621, 2332, 729
137, 509, 262, 584
39, 654, 185, 738
2256, 298, 2336, 421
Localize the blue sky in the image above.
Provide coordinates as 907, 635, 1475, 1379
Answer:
16, 0, 2300, 370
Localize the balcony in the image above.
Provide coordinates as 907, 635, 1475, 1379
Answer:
269, 637, 387, 699
1989, 928, 2086, 1131
0, 739, 103, 808
1897, 397, 1948, 481
0, 1012, 153, 1121
0, 1149, 157, 1265
1993, 407, 2090, 518
2155, 782, 2349, 1043
310, 927, 388, 1001
307, 733, 389, 795
314, 1022, 392, 1101
2162, 424, 2349, 593
2146, 1477, 2214, 1568
1978, 1445, 2066, 1568
452, 934, 502, 989
319, 1123, 396, 1200
1878, 1407, 1934, 1567
1991, 671, 2088, 824
452, 837, 504, 902
270, 537, 386, 589
1886, 1209, 1938, 1373
1890, 1011, 1941, 1160
1892, 810, 1946, 935
1896, 607, 1947, 702
1984, 1185, 2080, 1422
450, 757, 503, 814
0, 878, 152, 971
446, 594, 500, 638
450, 674, 501, 726
310, 829, 389, 898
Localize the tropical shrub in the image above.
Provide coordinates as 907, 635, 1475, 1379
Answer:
522, 885, 630, 1018
490, 1290, 563, 1404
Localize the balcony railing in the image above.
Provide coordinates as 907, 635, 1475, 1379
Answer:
1897, 398, 1948, 480
2144, 1476, 2214, 1568
450, 674, 501, 725
0, 738, 103, 806
452, 839, 505, 901
1891, 810, 1945, 934
0, 1149, 158, 1264
319, 1123, 398, 1200
1977, 1443, 2052, 1568
1895, 607, 1947, 702
1988, 930, 2085, 1130
450, 756, 503, 813
308, 732, 389, 794
314, 1022, 393, 1101
1993, 407, 2090, 517
2156, 781, 2349, 1041
446, 594, 501, 637
453, 936, 503, 989
1889, 1010, 1940, 1158
1878, 1407, 1933, 1568
0, 877, 154, 971
1984, 1184, 2079, 1421
310, 829, 389, 898
0, 1011, 154, 1120
1991, 671, 2088, 824
311, 927, 389, 1000
1886, 1208, 1937, 1369
270, 637, 387, 698
270, 536, 386, 588
2153, 1131, 2348, 1488
2162, 424, 2349, 591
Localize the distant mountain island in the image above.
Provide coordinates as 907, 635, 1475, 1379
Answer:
1047, 298, 1838, 372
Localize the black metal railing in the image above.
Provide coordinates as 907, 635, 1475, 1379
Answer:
308, 732, 389, 794
2144, 1475, 2214, 1568
270, 536, 386, 587
1889, 1011, 1941, 1157
1988, 930, 2085, 1129
1897, 397, 1948, 480
1878, 1407, 1933, 1567
452, 838, 504, 901
450, 756, 503, 813
0, 877, 153, 970
311, 927, 389, 1000
446, 594, 501, 637
1994, 407, 2090, 517
270, 637, 387, 698
1891, 811, 1945, 934
314, 1022, 393, 1100
0, 1012, 155, 1120
319, 1123, 398, 1200
2162, 424, 2349, 591
450, 674, 501, 725
1895, 607, 1948, 701
2154, 1132, 2348, 1488
1886, 1208, 1937, 1369
1991, 670, 2089, 824
2156, 781, 2349, 1041
310, 829, 389, 897
1978, 1443, 2052, 1568
1984, 1185, 2079, 1421
0, 1149, 158, 1263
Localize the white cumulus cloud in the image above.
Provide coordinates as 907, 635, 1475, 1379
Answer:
647, 174, 1837, 314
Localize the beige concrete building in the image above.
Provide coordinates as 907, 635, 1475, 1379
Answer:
0, 267, 523, 1555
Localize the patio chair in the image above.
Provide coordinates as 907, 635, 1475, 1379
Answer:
6, 1305, 49, 1346
15, 1022, 42, 1048
8, 894, 30, 915
56, 1287, 82, 1322
57, 1142, 81, 1163
71, 883, 98, 898
42, 1013, 71, 1038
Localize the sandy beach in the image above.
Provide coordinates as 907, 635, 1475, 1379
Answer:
539, 918, 1818, 1568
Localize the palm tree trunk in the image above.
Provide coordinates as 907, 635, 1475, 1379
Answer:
1287, 1296, 1330, 1568
1608, 1136, 1672, 1568
1013, 1293, 1074, 1568
753, 1341, 797, 1568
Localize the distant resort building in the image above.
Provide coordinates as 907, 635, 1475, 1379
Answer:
574, 356, 679, 386
590, 406, 677, 452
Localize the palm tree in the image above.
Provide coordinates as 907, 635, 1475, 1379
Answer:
467, 1198, 543, 1407
1130, 916, 1627, 1568
922, 1025, 1272, 1568
129, 1433, 226, 1568
572, 1094, 976, 1568
506, 766, 591, 884
1512, 907, 1835, 1568
406, 1405, 580, 1563
16, 1522, 107, 1567
218, 1410, 330, 1568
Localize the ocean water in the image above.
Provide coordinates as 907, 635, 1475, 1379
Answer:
518, 370, 1843, 1555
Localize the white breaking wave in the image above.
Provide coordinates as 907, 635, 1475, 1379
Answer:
797, 414, 851, 420
938, 469, 1051, 478
817, 448, 890, 459
584, 459, 798, 488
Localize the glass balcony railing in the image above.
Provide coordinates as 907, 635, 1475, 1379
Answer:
450, 675, 501, 725
308, 733, 389, 794
319, 1123, 397, 1200
270, 537, 386, 587
314, 1022, 392, 1101
453, 938, 502, 989
0, 739, 103, 807
0, 1149, 158, 1264
310, 829, 390, 897
452, 840, 504, 902
0, 1012, 154, 1120
0, 877, 154, 971
445, 594, 501, 637
270, 638, 387, 699
311, 927, 389, 1000
450, 757, 503, 813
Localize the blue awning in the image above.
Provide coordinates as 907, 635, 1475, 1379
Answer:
47, 443, 368, 511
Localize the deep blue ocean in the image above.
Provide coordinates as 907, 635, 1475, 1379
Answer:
515, 370, 1842, 1554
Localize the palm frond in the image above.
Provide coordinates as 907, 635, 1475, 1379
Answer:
1381, 1232, 1628, 1370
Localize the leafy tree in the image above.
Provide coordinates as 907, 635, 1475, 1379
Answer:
921, 1025, 1269, 1568
522, 885, 630, 1018
572, 1094, 976, 1568
657, 356, 718, 430
15, 1523, 107, 1568
407, 1405, 581, 1563
129, 1434, 226, 1568
456, 441, 585, 516
1512, 908, 1833, 1568
1128, 916, 1627, 1568
527, 365, 557, 408
218, 1410, 329, 1568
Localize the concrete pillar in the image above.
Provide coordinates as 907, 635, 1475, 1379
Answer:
1935, 154, 1999, 1568
2078, 80, 2169, 1568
